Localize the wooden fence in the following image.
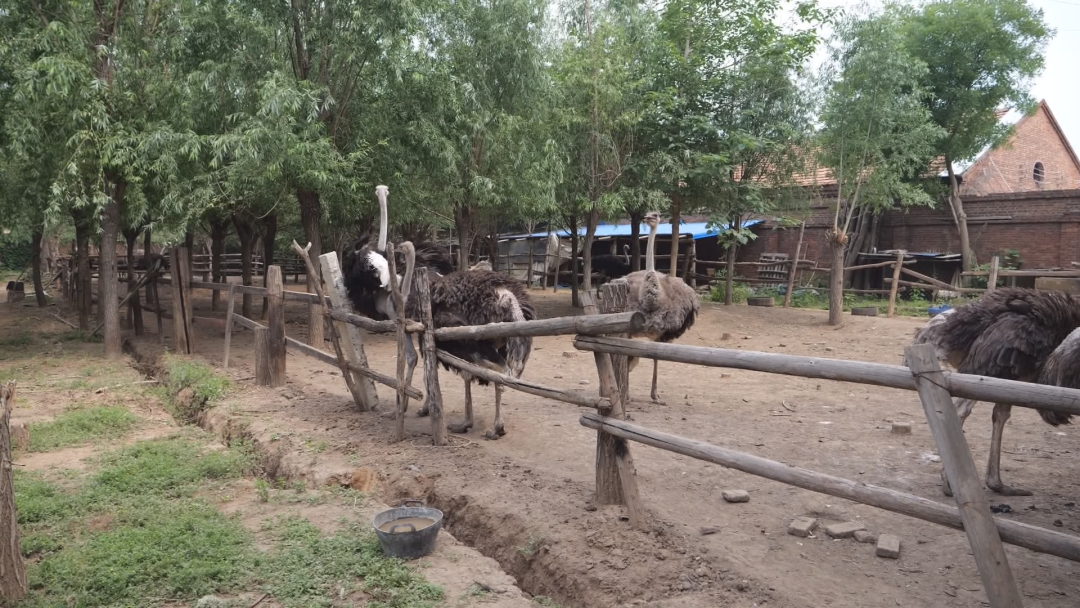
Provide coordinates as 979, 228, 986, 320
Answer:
131, 246, 1077, 607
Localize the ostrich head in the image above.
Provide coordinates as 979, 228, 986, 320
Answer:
375, 185, 389, 252
644, 212, 661, 229
395, 241, 416, 299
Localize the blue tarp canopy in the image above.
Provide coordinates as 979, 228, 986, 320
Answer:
502, 219, 762, 241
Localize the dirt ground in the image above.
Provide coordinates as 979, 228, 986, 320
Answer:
43, 281, 1080, 607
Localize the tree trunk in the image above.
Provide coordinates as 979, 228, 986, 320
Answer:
73, 212, 92, 330
100, 177, 124, 358
844, 209, 872, 286
260, 212, 277, 318
669, 194, 681, 277
209, 218, 229, 312
946, 160, 974, 273
0, 383, 27, 603
183, 229, 195, 271
628, 210, 643, 271
233, 213, 256, 319
582, 204, 599, 291
31, 230, 47, 307
143, 223, 154, 305
454, 204, 473, 271
568, 215, 580, 308
296, 189, 324, 347
489, 227, 499, 271
827, 229, 846, 326
724, 243, 737, 306
122, 227, 144, 335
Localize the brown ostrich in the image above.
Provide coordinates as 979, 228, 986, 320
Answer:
914, 288, 1078, 496
610, 212, 700, 404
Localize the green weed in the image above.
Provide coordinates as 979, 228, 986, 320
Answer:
27, 406, 139, 452
163, 356, 230, 420
257, 515, 442, 608
708, 277, 750, 304
89, 437, 252, 499
0, 332, 34, 347
517, 534, 545, 557
533, 596, 565, 607
49, 329, 103, 343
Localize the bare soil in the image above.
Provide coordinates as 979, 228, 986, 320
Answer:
95, 285, 1080, 606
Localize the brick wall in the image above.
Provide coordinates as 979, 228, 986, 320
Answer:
959, 104, 1080, 196
738, 189, 1080, 271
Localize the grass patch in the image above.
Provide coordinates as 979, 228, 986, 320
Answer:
258, 515, 442, 608
26, 406, 139, 452
0, 332, 34, 347
163, 356, 230, 420
47, 329, 103, 343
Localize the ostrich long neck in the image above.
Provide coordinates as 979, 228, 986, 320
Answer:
399, 244, 416, 302
377, 189, 388, 253
645, 222, 657, 272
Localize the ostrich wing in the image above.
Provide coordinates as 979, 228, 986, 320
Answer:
1035, 327, 1080, 426
958, 314, 1056, 381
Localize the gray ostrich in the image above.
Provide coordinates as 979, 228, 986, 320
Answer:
913, 288, 1078, 496
610, 212, 700, 404
397, 242, 535, 439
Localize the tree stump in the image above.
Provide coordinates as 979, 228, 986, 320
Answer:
0, 382, 28, 602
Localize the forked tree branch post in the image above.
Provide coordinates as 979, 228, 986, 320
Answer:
415, 269, 447, 445
0, 382, 27, 602
385, 242, 409, 442
320, 254, 381, 410
290, 241, 367, 412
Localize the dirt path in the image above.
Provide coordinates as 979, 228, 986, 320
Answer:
131, 287, 1080, 607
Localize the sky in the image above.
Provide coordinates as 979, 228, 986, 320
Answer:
814, 0, 1080, 153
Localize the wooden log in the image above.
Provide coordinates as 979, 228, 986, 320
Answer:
0, 382, 27, 602
387, 242, 409, 442
285, 336, 423, 400
327, 308, 424, 334
319, 254, 381, 411
783, 221, 805, 308
150, 276, 164, 345
899, 267, 983, 293
231, 313, 264, 331
290, 241, 368, 412
170, 247, 194, 354
988, 256, 1000, 291
906, 345, 1024, 607
962, 269, 1080, 278
266, 266, 286, 387
435, 351, 610, 409
572, 336, 1080, 417
254, 327, 272, 386
580, 412, 1080, 563
191, 316, 226, 329
887, 251, 904, 318
527, 244, 535, 289
223, 285, 236, 369
417, 270, 446, 446
432, 311, 643, 342
599, 284, 630, 408
580, 290, 645, 529
844, 259, 914, 273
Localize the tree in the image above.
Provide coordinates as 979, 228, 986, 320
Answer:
818, 11, 945, 325
901, 0, 1051, 272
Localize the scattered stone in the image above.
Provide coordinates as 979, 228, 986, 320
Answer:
579, 380, 590, 386
721, 333, 733, 340
1054, 519, 1064, 527
989, 503, 1012, 514
584, 503, 597, 512
891, 422, 912, 435
699, 526, 722, 536
876, 534, 901, 559
679, 581, 693, 591
722, 490, 750, 503
824, 346, 835, 352
196, 597, 229, 608
563, 351, 575, 358
735, 580, 750, 592
824, 521, 866, 539
788, 517, 818, 537
854, 530, 878, 544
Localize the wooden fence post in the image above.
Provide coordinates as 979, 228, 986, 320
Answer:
319, 253, 380, 411
150, 277, 164, 345
253, 327, 272, 386
222, 284, 237, 369
886, 250, 905, 318
906, 344, 1024, 608
599, 283, 630, 408
386, 242, 408, 442
783, 221, 806, 308
416, 269, 446, 446
988, 256, 1000, 291
266, 266, 286, 387
170, 247, 194, 354
0, 382, 27, 603
580, 290, 645, 528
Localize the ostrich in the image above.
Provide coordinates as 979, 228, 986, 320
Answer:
610, 212, 700, 404
915, 288, 1080, 496
397, 241, 536, 439
910, 308, 978, 424
591, 244, 632, 280
342, 185, 453, 321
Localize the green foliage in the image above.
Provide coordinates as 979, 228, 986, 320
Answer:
257, 515, 443, 608
709, 280, 751, 305
27, 406, 139, 452
969, 249, 1023, 289
163, 356, 230, 420
0, 238, 32, 271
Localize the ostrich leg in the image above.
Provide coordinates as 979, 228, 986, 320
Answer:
448, 379, 474, 433
985, 402, 1032, 496
402, 335, 419, 413
484, 385, 506, 440
649, 358, 666, 405
941, 398, 978, 497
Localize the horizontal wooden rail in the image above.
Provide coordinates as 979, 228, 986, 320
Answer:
962, 269, 1080, 278
231, 313, 264, 331
432, 312, 644, 342
843, 259, 915, 273
436, 351, 612, 410
189, 280, 324, 304
579, 413, 1080, 563
284, 335, 423, 400
572, 336, 1080, 416
327, 309, 424, 334
899, 267, 983, 293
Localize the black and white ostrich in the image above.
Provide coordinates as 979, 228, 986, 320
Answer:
591, 244, 632, 280
610, 212, 700, 404
342, 185, 453, 321
397, 241, 536, 439
914, 288, 1078, 496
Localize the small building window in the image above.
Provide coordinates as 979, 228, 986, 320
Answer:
1033, 161, 1045, 183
